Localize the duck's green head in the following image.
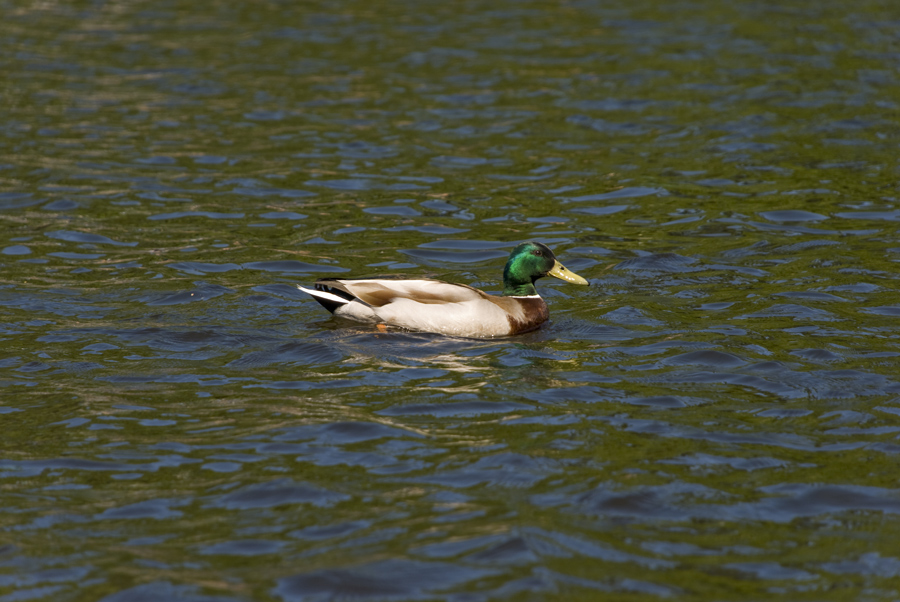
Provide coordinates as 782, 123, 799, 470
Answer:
502, 241, 589, 297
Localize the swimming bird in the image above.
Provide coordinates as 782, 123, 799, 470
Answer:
297, 241, 588, 338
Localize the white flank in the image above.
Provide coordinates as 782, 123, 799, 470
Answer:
375, 298, 511, 338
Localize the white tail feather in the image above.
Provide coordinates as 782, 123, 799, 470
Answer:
296, 285, 350, 306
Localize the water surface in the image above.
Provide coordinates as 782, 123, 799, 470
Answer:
2, 0, 900, 600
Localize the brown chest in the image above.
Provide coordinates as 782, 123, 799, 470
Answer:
506, 297, 550, 335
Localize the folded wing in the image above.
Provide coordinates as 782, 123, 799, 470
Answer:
316, 278, 488, 306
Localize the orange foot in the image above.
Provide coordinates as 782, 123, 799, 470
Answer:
376, 323, 388, 333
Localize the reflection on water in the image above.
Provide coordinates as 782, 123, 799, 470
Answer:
3, 0, 900, 599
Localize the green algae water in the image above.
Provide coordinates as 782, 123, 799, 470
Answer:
2, 0, 900, 600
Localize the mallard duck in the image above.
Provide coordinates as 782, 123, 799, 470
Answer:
297, 241, 588, 338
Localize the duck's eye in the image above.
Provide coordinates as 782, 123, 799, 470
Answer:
533, 249, 542, 256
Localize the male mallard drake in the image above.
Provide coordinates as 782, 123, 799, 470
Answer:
297, 241, 588, 338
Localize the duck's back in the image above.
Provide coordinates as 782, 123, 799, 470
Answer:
326, 278, 484, 306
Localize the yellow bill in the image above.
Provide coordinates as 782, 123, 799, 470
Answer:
548, 260, 588, 285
